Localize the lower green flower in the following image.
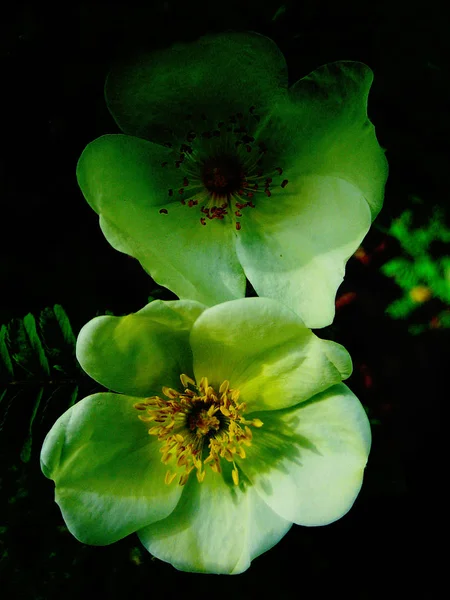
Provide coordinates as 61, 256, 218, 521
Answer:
41, 297, 371, 574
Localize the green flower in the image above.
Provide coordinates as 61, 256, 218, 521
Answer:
41, 297, 371, 574
76, 31, 388, 328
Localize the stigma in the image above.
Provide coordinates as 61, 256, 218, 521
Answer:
160, 106, 288, 230
134, 374, 263, 487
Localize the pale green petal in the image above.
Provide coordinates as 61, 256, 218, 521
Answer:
190, 297, 352, 411
76, 300, 205, 396
41, 393, 183, 545
240, 384, 371, 526
77, 134, 246, 306
270, 61, 388, 220
138, 466, 292, 574
105, 31, 288, 143
236, 175, 372, 328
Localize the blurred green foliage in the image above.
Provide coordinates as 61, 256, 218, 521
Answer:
381, 205, 450, 332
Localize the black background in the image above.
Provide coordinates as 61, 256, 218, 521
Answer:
1, 1, 447, 597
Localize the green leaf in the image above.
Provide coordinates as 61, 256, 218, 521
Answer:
0, 325, 14, 378
20, 386, 44, 463
23, 313, 50, 376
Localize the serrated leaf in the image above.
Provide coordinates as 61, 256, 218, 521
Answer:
68, 385, 79, 408
53, 304, 76, 346
0, 325, 14, 378
23, 313, 50, 376
20, 386, 44, 463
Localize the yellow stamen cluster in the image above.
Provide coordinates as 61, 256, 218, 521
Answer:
134, 374, 263, 486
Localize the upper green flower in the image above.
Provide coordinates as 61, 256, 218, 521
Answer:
76, 31, 388, 328
41, 297, 371, 574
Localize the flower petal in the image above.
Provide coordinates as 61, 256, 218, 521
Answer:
138, 465, 292, 574
76, 300, 204, 396
272, 61, 388, 219
239, 383, 371, 526
190, 297, 352, 411
77, 134, 246, 306
105, 31, 288, 143
40, 393, 183, 545
236, 175, 372, 328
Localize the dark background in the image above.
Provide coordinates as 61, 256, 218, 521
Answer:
1, 1, 447, 597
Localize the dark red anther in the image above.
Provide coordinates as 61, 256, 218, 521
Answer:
178, 188, 184, 195
159, 208, 168, 214
246, 193, 254, 199
183, 177, 189, 187
200, 217, 206, 226
175, 161, 182, 169
265, 177, 272, 185
180, 199, 186, 205
281, 179, 288, 188
221, 202, 228, 209
249, 106, 256, 114
168, 189, 173, 196
275, 167, 283, 175
252, 183, 259, 190
265, 189, 271, 198
161, 162, 168, 167
235, 210, 242, 217
245, 145, 252, 153
236, 222, 241, 231
248, 201, 255, 208
235, 202, 244, 209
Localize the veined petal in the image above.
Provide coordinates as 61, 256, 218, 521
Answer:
77, 134, 246, 306
40, 393, 183, 545
239, 384, 371, 526
105, 31, 288, 143
190, 297, 352, 411
271, 61, 388, 219
76, 300, 204, 396
236, 175, 372, 328
138, 465, 292, 574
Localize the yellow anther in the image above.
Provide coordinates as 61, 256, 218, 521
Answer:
165, 387, 182, 398
220, 405, 231, 417
179, 473, 189, 486
251, 418, 263, 428
165, 470, 177, 485
175, 433, 184, 442
231, 389, 240, 402
180, 373, 196, 388
219, 380, 230, 394
196, 469, 206, 483
232, 465, 239, 486
199, 376, 208, 392
238, 446, 246, 459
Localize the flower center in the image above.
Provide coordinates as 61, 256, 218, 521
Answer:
134, 374, 263, 486
159, 106, 289, 230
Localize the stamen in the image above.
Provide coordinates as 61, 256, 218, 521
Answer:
159, 105, 288, 229
134, 374, 263, 487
